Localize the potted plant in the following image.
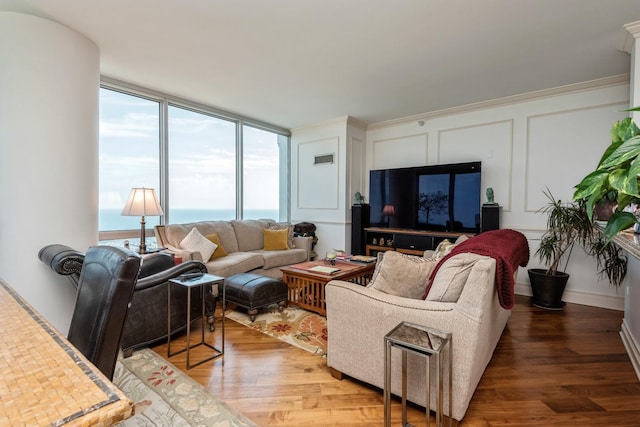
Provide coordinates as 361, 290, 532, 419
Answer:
573, 108, 640, 237
530, 189, 627, 309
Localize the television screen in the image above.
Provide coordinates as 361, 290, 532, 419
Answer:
369, 161, 481, 233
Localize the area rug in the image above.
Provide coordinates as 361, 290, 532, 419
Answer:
226, 304, 327, 357
112, 348, 258, 427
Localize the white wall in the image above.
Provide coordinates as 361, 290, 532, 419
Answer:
295, 80, 631, 310
291, 116, 366, 259
0, 12, 99, 333
366, 82, 630, 310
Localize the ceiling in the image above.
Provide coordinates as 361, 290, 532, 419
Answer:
2, 0, 640, 129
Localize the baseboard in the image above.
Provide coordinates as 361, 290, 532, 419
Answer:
621, 320, 640, 382
514, 283, 624, 311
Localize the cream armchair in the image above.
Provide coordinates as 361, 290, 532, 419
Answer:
325, 255, 511, 423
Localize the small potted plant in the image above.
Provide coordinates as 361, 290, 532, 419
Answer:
529, 189, 627, 309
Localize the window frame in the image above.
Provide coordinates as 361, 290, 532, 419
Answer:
99, 77, 291, 242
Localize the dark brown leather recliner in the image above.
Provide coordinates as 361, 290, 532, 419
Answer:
67, 246, 140, 380
39, 244, 212, 356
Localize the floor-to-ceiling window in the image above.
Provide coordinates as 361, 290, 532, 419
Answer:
167, 105, 237, 223
98, 88, 162, 234
98, 79, 290, 244
242, 125, 284, 221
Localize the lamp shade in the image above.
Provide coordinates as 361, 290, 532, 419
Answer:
382, 205, 395, 216
121, 187, 164, 217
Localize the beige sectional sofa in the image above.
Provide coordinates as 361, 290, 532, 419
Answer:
155, 219, 311, 279
325, 229, 529, 422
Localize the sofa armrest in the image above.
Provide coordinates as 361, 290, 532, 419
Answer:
294, 236, 312, 261
160, 244, 202, 261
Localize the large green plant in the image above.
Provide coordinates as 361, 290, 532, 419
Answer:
537, 189, 627, 286
573, 108, 640, 238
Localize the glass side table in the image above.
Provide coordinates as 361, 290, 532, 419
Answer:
168, 273, 225, 369
384, 321, 452, 427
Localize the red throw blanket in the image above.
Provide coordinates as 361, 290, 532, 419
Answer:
425, 229, 529, 309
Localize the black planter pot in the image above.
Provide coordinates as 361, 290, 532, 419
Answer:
527, 268, 568, 310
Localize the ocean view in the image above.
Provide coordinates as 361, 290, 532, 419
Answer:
100, 208, 279, 231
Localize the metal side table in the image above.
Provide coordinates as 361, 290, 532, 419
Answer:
384, 321, 452, 427
168, 273, 225, 369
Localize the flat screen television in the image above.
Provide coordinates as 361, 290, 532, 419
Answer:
369, 161, 481, 233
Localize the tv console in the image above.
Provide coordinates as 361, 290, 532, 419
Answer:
364, 227, 469, 256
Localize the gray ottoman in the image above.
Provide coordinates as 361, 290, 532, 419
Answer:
225, 273, 288, 321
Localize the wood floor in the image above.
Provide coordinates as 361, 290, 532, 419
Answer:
151, 295, 640, 426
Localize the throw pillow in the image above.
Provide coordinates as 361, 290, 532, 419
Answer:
368, 251, 437, 299
455, 234, 470, 244
432, 239, 455, 260
180, 227, 218, 261
269, 223, 296, 248
263, 228, 289, 251
425, 253, 481, 302
205, 233, 228, 260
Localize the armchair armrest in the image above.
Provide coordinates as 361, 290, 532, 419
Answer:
135, 260, 208, 291
138, 252, 175, 278
38, 244, 85, 289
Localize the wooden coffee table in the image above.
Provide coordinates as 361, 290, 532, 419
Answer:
281, 260, 376, 315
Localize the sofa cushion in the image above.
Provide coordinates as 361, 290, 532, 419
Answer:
263, 228, 289, 250
205, 233, 228, 260
425, 253, 482, 302
231, 219, 272, 252
205, 252, 264, 277
368, 251, 436, 299
252, 248, 309, 270
180, 227, 217, 261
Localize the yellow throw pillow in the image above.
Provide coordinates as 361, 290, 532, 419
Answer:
263, 228, 289, 251
205, 233, 228, 260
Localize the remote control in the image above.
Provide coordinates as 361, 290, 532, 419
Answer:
179, 272, 204, 281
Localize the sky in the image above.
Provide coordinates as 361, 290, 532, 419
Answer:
98, 87, 282, 214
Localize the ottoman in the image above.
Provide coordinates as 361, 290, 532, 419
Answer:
225, 273, 288, 321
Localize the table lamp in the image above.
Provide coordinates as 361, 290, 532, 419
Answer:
382, 204, 395, 228
121, 187, 164, 254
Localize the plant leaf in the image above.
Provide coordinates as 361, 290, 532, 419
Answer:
597, 139, 625, 167
609, 167, 638, 196
602, 211, 636, 238
599, 135, 640, 169
573, 169, 609, 200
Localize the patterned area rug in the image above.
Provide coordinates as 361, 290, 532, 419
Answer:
226, 304, 328, 356
112, 348, 258, 426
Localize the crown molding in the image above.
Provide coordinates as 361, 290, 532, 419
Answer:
291, 116, 351, 133
368, 74, 630, 130
617, 20, 640, 53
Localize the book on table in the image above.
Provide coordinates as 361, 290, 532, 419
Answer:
308, 265, 341, 274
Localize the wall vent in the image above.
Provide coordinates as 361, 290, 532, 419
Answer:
314, 153, 334, 165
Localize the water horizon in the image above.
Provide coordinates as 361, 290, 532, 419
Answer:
100, 208, 280, 231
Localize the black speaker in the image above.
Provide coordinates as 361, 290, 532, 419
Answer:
481, 204, 501, 233
351, 204, 370, 255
